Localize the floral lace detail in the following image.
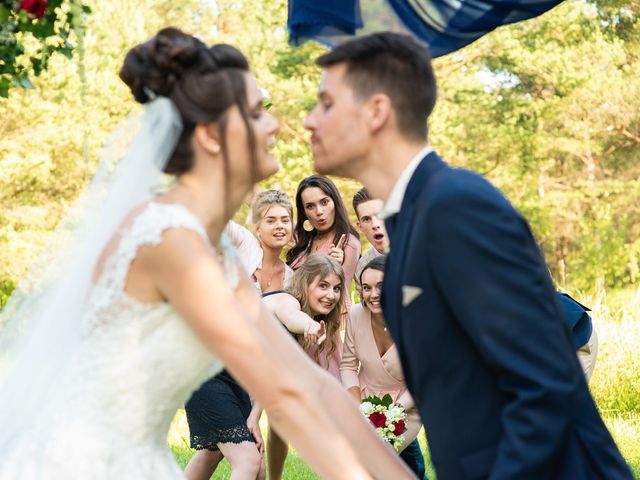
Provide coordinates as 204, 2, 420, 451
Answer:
85, 202, 208, 321
0, 202, 231, 479
191, 424, 255, 451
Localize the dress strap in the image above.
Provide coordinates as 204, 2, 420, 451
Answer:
261, 289, 288, 298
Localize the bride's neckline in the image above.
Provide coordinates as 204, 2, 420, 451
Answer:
147, 200, 229, 245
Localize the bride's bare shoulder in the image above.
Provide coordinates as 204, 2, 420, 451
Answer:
94, 201, 215, 301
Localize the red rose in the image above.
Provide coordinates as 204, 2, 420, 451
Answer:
393, 420, 406, 435
18, 0, 48, 18
369, 412, 387, 428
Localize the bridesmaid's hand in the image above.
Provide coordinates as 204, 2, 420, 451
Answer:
328, 234, 347, 264
304, 320, 326, 345
246, 413, 264, 455
317, 320, 326, 346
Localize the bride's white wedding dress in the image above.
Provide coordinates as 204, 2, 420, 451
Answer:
0, 202, 229, 479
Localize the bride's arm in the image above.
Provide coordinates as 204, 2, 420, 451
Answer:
144, 230, 380, 480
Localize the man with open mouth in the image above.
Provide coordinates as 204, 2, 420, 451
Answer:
353, 187, 389, 293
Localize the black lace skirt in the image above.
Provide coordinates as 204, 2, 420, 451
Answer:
185, 369, 255, 451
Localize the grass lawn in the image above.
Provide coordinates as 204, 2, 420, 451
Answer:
586, 287, 640, 478
169, 409, 436, 479
169, 286, 640, 478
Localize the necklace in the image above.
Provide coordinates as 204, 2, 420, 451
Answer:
372, 315, 388, 332
261, 260, 283, 288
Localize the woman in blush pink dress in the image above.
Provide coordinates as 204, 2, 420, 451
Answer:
341, 256, 427, 479
286, 175, 360, 307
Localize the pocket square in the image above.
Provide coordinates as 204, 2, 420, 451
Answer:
402, 285, 423, 307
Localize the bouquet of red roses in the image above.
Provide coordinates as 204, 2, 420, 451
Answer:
359, 394, 407, 451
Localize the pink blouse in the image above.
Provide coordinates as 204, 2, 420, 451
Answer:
305, 331, 343, 381
341, 303, 422, 451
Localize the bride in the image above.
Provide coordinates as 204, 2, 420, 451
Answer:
0, 28, 414, 480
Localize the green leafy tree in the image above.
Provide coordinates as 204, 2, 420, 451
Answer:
0, 0, 91, 97
1, 0, 639, 296
0, 0, 216, 294
431, 0, 640, 291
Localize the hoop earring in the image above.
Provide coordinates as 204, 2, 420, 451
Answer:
302, 220, 314, 232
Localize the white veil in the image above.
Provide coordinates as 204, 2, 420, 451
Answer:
0, 97, 182, 445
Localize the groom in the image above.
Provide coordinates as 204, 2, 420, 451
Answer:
304, 32, 633, 480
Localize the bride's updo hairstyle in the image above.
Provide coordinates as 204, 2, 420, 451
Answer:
119, 27, 256, 176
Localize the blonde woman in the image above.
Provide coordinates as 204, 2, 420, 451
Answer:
185, 190, 294, 480
226, 189, 295, 293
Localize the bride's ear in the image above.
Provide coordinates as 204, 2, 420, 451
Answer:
193, 123, 221, 155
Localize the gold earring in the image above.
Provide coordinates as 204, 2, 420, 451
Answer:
303, 220, 314, 232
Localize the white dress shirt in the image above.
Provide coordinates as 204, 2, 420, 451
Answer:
379, 145, 433, 220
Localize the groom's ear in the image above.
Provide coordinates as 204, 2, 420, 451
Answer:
193, 123, 222, 155
365, 93, 392, 134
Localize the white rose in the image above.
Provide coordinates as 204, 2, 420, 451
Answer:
359, 402, 374, 415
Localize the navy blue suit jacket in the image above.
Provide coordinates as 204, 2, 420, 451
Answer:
382, 151, 632, 480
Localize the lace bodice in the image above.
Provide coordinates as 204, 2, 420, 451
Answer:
0, 202, 235, 479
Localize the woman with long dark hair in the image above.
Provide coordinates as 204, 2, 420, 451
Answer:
286, 175, 360, 305
0, 28, 413, 480
341, 256, 427, 479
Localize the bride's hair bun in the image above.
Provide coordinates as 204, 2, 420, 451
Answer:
118, 28, 254, 176
119, 27, 209, 103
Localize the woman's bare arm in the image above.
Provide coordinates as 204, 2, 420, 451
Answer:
141, 229, 374, 479
262, 293, 322, 339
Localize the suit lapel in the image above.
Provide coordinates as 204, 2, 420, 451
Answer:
382, 152, 446, 340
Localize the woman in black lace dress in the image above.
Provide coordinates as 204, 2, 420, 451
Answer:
184, 191, 294, 480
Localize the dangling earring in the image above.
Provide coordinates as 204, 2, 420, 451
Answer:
303, 220, 314, 232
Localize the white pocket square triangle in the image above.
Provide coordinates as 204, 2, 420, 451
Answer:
402, 285, 423, 307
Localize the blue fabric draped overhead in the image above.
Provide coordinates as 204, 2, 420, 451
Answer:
287, 0, 563, 57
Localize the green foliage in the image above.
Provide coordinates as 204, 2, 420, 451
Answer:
0, 0, 91, 97
362, 393, 394, 407
1, 0, 639, 297
574, 287, 640, 475
431, 0, 640, 291
0, 278, 16, 309
585, 287, 640, 417
1, 1, 639, 474
0, 0, 217, 290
